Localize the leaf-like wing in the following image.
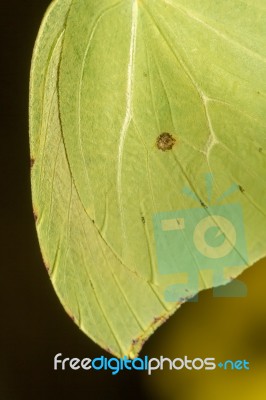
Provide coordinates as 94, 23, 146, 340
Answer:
30, 0, 266, 357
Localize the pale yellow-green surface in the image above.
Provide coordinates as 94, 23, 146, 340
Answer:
30, 0, 266, 357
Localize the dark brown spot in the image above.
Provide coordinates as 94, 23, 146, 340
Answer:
156, 132, 176, 151
33, 210, 38, 222
30, 158, 35, 168
200, 200, 207, 208
44, 262, 50, 273
141, 216, 145, 224
239, 185, 245, 193
132, 338, 139, 345
67, 313, 75, 322
259, 147, 263, 153
92, 219, 95, 224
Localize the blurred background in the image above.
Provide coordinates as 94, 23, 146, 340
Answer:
0, 1, 265, 399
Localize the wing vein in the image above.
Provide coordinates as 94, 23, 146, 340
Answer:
116, 0, 138, 249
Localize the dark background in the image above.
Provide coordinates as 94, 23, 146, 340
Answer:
0, 1, 265, 399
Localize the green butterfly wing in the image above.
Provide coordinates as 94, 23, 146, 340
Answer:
30, 0, 266, 357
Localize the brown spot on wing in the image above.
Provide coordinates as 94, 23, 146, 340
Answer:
156, 132, 176, 151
